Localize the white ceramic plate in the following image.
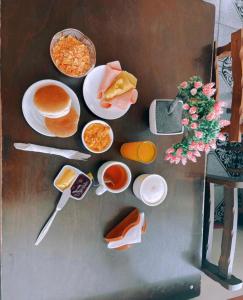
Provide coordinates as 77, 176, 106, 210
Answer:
22, 79, 80, 137
83, 65, 130, 120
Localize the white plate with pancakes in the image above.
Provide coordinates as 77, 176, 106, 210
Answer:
22, 79, 80, 137
83, 65, 130, 120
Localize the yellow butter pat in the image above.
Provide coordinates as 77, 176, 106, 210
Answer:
56, 168, 77, 191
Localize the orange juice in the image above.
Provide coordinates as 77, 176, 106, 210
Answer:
120, 141, 157, 164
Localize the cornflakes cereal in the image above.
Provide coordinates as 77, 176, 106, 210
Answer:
84, 123, 111, 152
52, 35, 91, 77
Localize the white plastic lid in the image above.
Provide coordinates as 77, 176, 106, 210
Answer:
141, 175, 166, 204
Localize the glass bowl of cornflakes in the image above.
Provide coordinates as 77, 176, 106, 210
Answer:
50, 28, 96, 78
81, 120, 114, 153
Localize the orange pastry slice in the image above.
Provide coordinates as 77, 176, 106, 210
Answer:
45, 107, 79, 138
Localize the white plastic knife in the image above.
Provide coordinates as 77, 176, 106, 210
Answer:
35, 188, 70, 246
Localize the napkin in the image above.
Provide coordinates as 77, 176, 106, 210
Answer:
105, 208, 146, 250
14, 143, 91, 161
108, 213, 145, 249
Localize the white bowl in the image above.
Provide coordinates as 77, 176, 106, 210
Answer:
81, 120, 114, 154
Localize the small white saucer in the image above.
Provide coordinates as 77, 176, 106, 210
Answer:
22, 79, 80, 137
83, 65, 131, 120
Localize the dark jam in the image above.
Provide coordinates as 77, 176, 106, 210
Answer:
71, 174, 91, 199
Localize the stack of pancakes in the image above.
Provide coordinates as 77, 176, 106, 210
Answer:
34, 85, 79, 137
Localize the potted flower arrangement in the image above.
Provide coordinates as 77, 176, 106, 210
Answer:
165, 76, 230, 165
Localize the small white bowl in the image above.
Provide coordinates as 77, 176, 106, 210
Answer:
81, 120, 114, 154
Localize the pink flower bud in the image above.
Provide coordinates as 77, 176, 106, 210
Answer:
187, 151, 194, 159
194, 150, 201, 157
190, 122, 198, 129
214, 102, 222, 112
189, 106, 197, 114
209, 139, 216, 149
219, 120, 230, 128
180, 81, 188, 89
206, 111, 216, 121
181, 118, 189, 126
181, 157, 187, 165
190, 156, 197, 163
195, 131, 203, 139
191, 114, 199, 120
170, 156, 178, 164
197, 141, 205, 151
194, 81, 203, 89
175, 157, 181, 164
166, 147, 175, 154
183, 103, 190, 110
217, 133, 226, 141
176, 147, 183, 156
190, 88, 197, 96
204, 82, 215, 89
202, 84, 216, 97
164, 154, 172, 161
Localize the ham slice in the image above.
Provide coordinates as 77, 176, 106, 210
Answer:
97, 61, 122, 99
100, 89, 138, 110
97, 61, 138, 110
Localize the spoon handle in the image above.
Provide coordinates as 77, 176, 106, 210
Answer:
35, 210, 58, 246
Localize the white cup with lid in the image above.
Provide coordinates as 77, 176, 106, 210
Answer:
133, 174, 168, 206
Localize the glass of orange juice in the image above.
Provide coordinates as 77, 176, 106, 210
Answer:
120, 141, 157, 164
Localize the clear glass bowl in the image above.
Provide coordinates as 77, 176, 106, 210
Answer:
50, 28, 96, 78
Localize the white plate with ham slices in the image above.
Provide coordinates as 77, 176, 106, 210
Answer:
83, 65, 136, 120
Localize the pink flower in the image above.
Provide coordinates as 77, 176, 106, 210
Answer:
176, 147, 183, 156
164, 154, 173, 161
214, 102, 222, 112
180, 81, 188, 89
191, 114, 199, 120
194, 150, 201, 157
209, 139, 216, 149
190, 156, 197, 163
219, 120, 230, 128
190, 122, 198, 129
204, 82, 215, 89
217, 133, 226, 141
195, 131, 203, 139
203, 87, 216, 97
183, 103, 190, 110
170, 156, 178, 164
175, 157, 181, 164
202, 83, 216, 97
190, 88, 197, 96
181, 156, 187, 165
197, 141, 205, 151
187, 151, 194, 159
194, 81, 203, 89
187, 151, 197, 162
181, 118, 189, 126
189, 141, 198, 150
206, 111, 216, 121
166, 147, 175, 154
214, 102, 224, 116
189, 106, 197, 114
